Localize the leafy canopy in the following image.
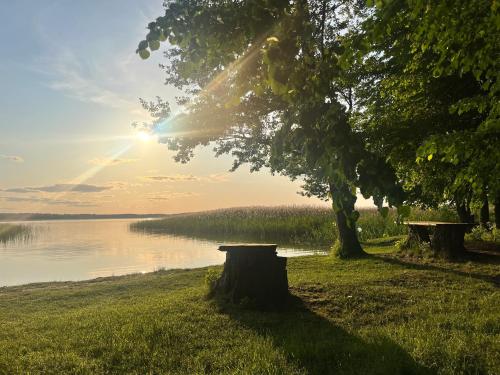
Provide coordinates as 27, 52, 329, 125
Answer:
136, 0, 404, 209
349, 0, 499, 211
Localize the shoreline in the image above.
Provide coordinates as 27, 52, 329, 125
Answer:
1, 248, 498, 373
0, 264, 222, 290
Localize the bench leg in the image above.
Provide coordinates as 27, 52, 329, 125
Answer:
408, 226, 430, 243
400, 226, 430, 252
431, 226, 466, 259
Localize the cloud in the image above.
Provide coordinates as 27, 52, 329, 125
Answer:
0, 196, 96, 207
31, 28, 159, 121
89, 157, 138, 166
106, 181, 143, 189
146, 192, 200, 201
24, 0, 170, 129
142, 174, 229, 183
41, 48, 138, 111
144, 174, 199, 182
0, 154, 24, 163
2, 183, 112, 193
1, 188, 34, 193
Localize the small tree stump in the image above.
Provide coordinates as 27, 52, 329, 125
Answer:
215, 244, 288, 307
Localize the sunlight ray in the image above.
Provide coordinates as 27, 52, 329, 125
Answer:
68, 143, 133, 188
10, 142, 135, 219
5, 134, 141, 145
149, 34, 269, 140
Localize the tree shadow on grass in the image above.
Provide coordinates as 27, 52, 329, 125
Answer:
465, 240, 500, 256
215, 295, 431, 375
376, 246, 500, 287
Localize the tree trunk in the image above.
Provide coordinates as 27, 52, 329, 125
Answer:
215, 245, 288, 308
494, 193, 500, 229
480, 192, 490, 227
329, 182, 366, 258
456, 197, 474, 223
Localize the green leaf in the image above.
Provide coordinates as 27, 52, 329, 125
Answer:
138, 49, 150, 59
149, 40, 160, 51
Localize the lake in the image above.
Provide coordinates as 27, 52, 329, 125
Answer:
0, 219, 325, 287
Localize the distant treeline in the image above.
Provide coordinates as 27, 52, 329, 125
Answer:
0, 213, 167, 222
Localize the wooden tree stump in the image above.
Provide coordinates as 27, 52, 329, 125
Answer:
215, 244, 288, 307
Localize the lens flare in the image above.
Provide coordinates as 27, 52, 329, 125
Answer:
136, 131, 153, 142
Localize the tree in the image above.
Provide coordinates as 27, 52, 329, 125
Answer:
349, 0, 499, 222
136, 0, 405, 258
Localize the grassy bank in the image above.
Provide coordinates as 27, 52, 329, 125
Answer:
0, 242, 498, 374
0, 223, 30, 244
131, 206, 458, 246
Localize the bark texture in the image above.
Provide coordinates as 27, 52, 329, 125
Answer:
495, 193, 500, 229
456, 199, 474, 223
329, 182, 365, 258
215, 245, 288, 308
480, 193, 490, 227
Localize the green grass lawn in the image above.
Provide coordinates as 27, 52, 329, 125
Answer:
0, 243, 498, 374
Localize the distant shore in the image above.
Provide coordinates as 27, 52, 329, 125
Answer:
0, 213, 167, 222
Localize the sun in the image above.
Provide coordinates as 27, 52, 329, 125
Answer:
136, 130, 154, 142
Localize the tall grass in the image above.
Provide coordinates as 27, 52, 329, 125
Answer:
0, 223, 31, 244
131, 206, 458, 246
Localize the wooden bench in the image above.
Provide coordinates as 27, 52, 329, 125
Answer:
405, 221, 474, 258
215, 244, 288, 307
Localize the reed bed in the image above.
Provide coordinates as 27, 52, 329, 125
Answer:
0, 223, 31, 244
131, 206, 458, 246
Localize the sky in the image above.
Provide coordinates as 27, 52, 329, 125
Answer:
0, 0, 373, 214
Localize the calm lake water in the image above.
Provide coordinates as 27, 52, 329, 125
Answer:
0, 219, 324, 287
